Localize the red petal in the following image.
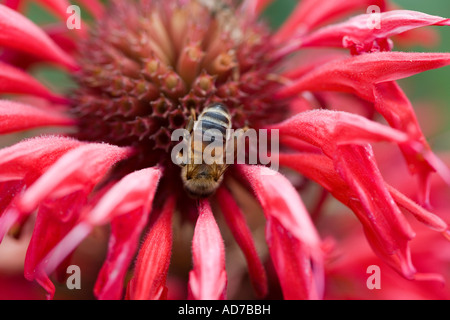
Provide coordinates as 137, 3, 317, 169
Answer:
237, 165, 324, 299
269, 109, 408, 157
188, 200, 227, 300
0, 62, 68, 103
298, 10, 450, 54
280, 135, 322, 153
280, 151, 448, 234
44, 24, 79, 54
0, 49, 43, 71
216, 187, 268, 298
280, 152, 445, 280
127, 196, 175, 300
388, 185, 448, 232
3, 0, 22, 10
373, 80, 431, 140
278, 153, 340, 191
0, 99, 74, 134
20, 144, 132, 298
266, 217, 323, 299
334, 145, 416, 257
394, 27, 440, 49
312, 91, 375, 118
274, 0, 386, 42
19, 143, 132, 213
0, 136, 83, 240
1, 24, 78, 69
95, 210, 150, 300
31, 167, 162, 299
93, 168, 163, 300
373, 82, 450, 201
237, 165, 321, 247
280, 51, 347, 79
276, 52, 450, 101
0, 136, 83, 183
0, 4, 78, 70
87, 167, 163, 225
24, 192, 87, 299
279, 149, 419, 279
0, 181, 23, 215
362, 226, 417, 279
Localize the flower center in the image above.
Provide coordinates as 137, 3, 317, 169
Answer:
70, 0, 287, 167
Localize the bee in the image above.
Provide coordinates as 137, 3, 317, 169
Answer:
178, 103, 234, 198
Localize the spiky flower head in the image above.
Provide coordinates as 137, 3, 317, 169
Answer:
73, 0, 285, 154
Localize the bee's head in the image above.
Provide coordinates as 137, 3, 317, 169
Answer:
181, 165, 223, 199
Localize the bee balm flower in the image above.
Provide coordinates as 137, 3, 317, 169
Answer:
0, 0, 449, 300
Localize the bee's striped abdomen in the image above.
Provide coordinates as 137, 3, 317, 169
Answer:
195, 103, 231, 143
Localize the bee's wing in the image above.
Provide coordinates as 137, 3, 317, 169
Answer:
211, 139, 230, 180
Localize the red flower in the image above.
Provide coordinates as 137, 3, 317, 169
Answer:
0, 0, 449, 300
323, 148, 450, 299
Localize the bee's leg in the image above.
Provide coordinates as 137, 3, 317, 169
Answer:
186, 108, 196, 132
176, 110, 195, 168
183, 109, 197, 144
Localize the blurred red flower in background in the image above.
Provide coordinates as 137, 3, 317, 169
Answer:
0, 0, 449, 300
323, 136, 450, 299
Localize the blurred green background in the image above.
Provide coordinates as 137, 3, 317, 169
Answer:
26, 0, 450, 149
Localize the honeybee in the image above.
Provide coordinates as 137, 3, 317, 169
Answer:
178, 103, 234, 198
